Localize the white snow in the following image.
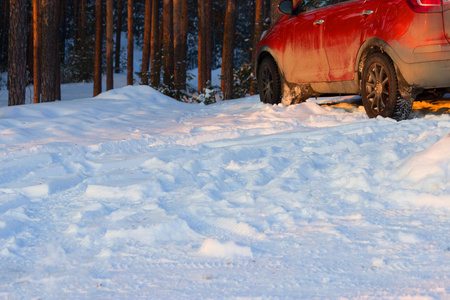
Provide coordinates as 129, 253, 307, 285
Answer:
0, 83, 449, 299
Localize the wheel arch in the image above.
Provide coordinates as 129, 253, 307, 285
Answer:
355, 38, 404, 90
255, 46, 284, 81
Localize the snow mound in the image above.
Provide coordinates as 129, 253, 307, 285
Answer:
197, 238, 253, 259
392, 133, 450, 209
400, 134, 450, 191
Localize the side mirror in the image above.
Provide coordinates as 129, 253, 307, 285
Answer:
278, 1, 294, 15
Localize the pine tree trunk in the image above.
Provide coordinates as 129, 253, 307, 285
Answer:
252, 0, 263, 63
0, 0, 9, 72
173, 0, 181, 87
115, 0, 123, 73
106, 0, 114, 90
79, 0, 86, 45
54, 0, 61, 100
270, 0, 281, 27
8, 0, 27, 106
205, 0, 211, 83
221, 0, 236, 100
27, 11, 34, 85
93, 0, 102, 96
127, 0, 134, 85
179, 0, 188, 86
197, 0, 206, 92
162, 0, 173, 86
59, 0, 66, 66
150, 0, 160, 86
41, 0, 55, 102
32, 0, 40, 103
73, 0, 79, 43
141, 0, 151, 85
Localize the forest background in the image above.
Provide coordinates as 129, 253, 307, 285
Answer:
0, 0, 283, 106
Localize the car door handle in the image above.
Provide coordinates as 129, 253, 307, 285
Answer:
313, 19, 325, 25
361, 10, 374, 16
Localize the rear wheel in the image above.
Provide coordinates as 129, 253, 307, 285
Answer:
361, 53, 399, 119
258, 56, 281, 104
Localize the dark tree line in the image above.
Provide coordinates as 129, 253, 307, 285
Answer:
1, 0, 281, 106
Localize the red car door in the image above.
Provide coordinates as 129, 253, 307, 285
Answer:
281, 9, 330, 83
323, 0, 382, 82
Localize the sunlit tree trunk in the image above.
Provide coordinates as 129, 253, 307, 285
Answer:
179, 0, 188, 86
252, 0, 263, 62
162, 0, 173, 86
173, 0, 181, 86
150, 0, 160, 86
32, 0, 40, 103
221, 0, 236, 100
141, 0, 151, 85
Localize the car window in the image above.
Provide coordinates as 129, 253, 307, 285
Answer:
295, 0, 348, 12
302, 0, 333, 11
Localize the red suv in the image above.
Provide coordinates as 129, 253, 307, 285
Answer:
256, 0, 450, 120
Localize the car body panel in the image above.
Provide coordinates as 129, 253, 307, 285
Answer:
324, 0, 382, 81
281, 10, 330, 83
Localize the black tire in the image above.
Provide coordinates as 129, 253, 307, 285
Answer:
361, 53, 410, 120
257, 56, 282, 104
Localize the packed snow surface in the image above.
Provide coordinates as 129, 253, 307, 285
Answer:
0, 85, 449, 299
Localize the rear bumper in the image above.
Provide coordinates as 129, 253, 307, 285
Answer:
396, 58, 450, 89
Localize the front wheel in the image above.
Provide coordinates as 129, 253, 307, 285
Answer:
361, 53, 412, 121
257, 56, 282, 104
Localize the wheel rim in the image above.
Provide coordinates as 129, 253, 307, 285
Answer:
261, 66, 274, 103
365, 63, 391, 114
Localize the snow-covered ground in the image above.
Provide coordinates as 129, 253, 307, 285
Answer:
0, 82, 450, 298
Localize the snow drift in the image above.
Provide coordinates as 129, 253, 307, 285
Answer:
0, 85, 449, 298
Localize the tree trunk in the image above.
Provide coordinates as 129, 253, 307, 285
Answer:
270, 0, 281, 27
150, 0, 160, 86
173, 0, 181, 86
252, 0, 263, 63
54, 0, 61, 100
93, 0, 102, 96
60, 0, 66, 65
0, 0, 9, 72
162, 0, 173, 86
73, 0, 79, 43
179, 0, 188, 86
106, 0, 114, 90
32, 0, 40, 103
79, 0, 86, 45
141, 0, 151, 85
197, 0, 206, 92
221, 0, 236, 100
205, 0, 211, 83
41, 0, 55, 102
8, 0, 27, 106
127, 0, 134, 85
115, 0, 123, 73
